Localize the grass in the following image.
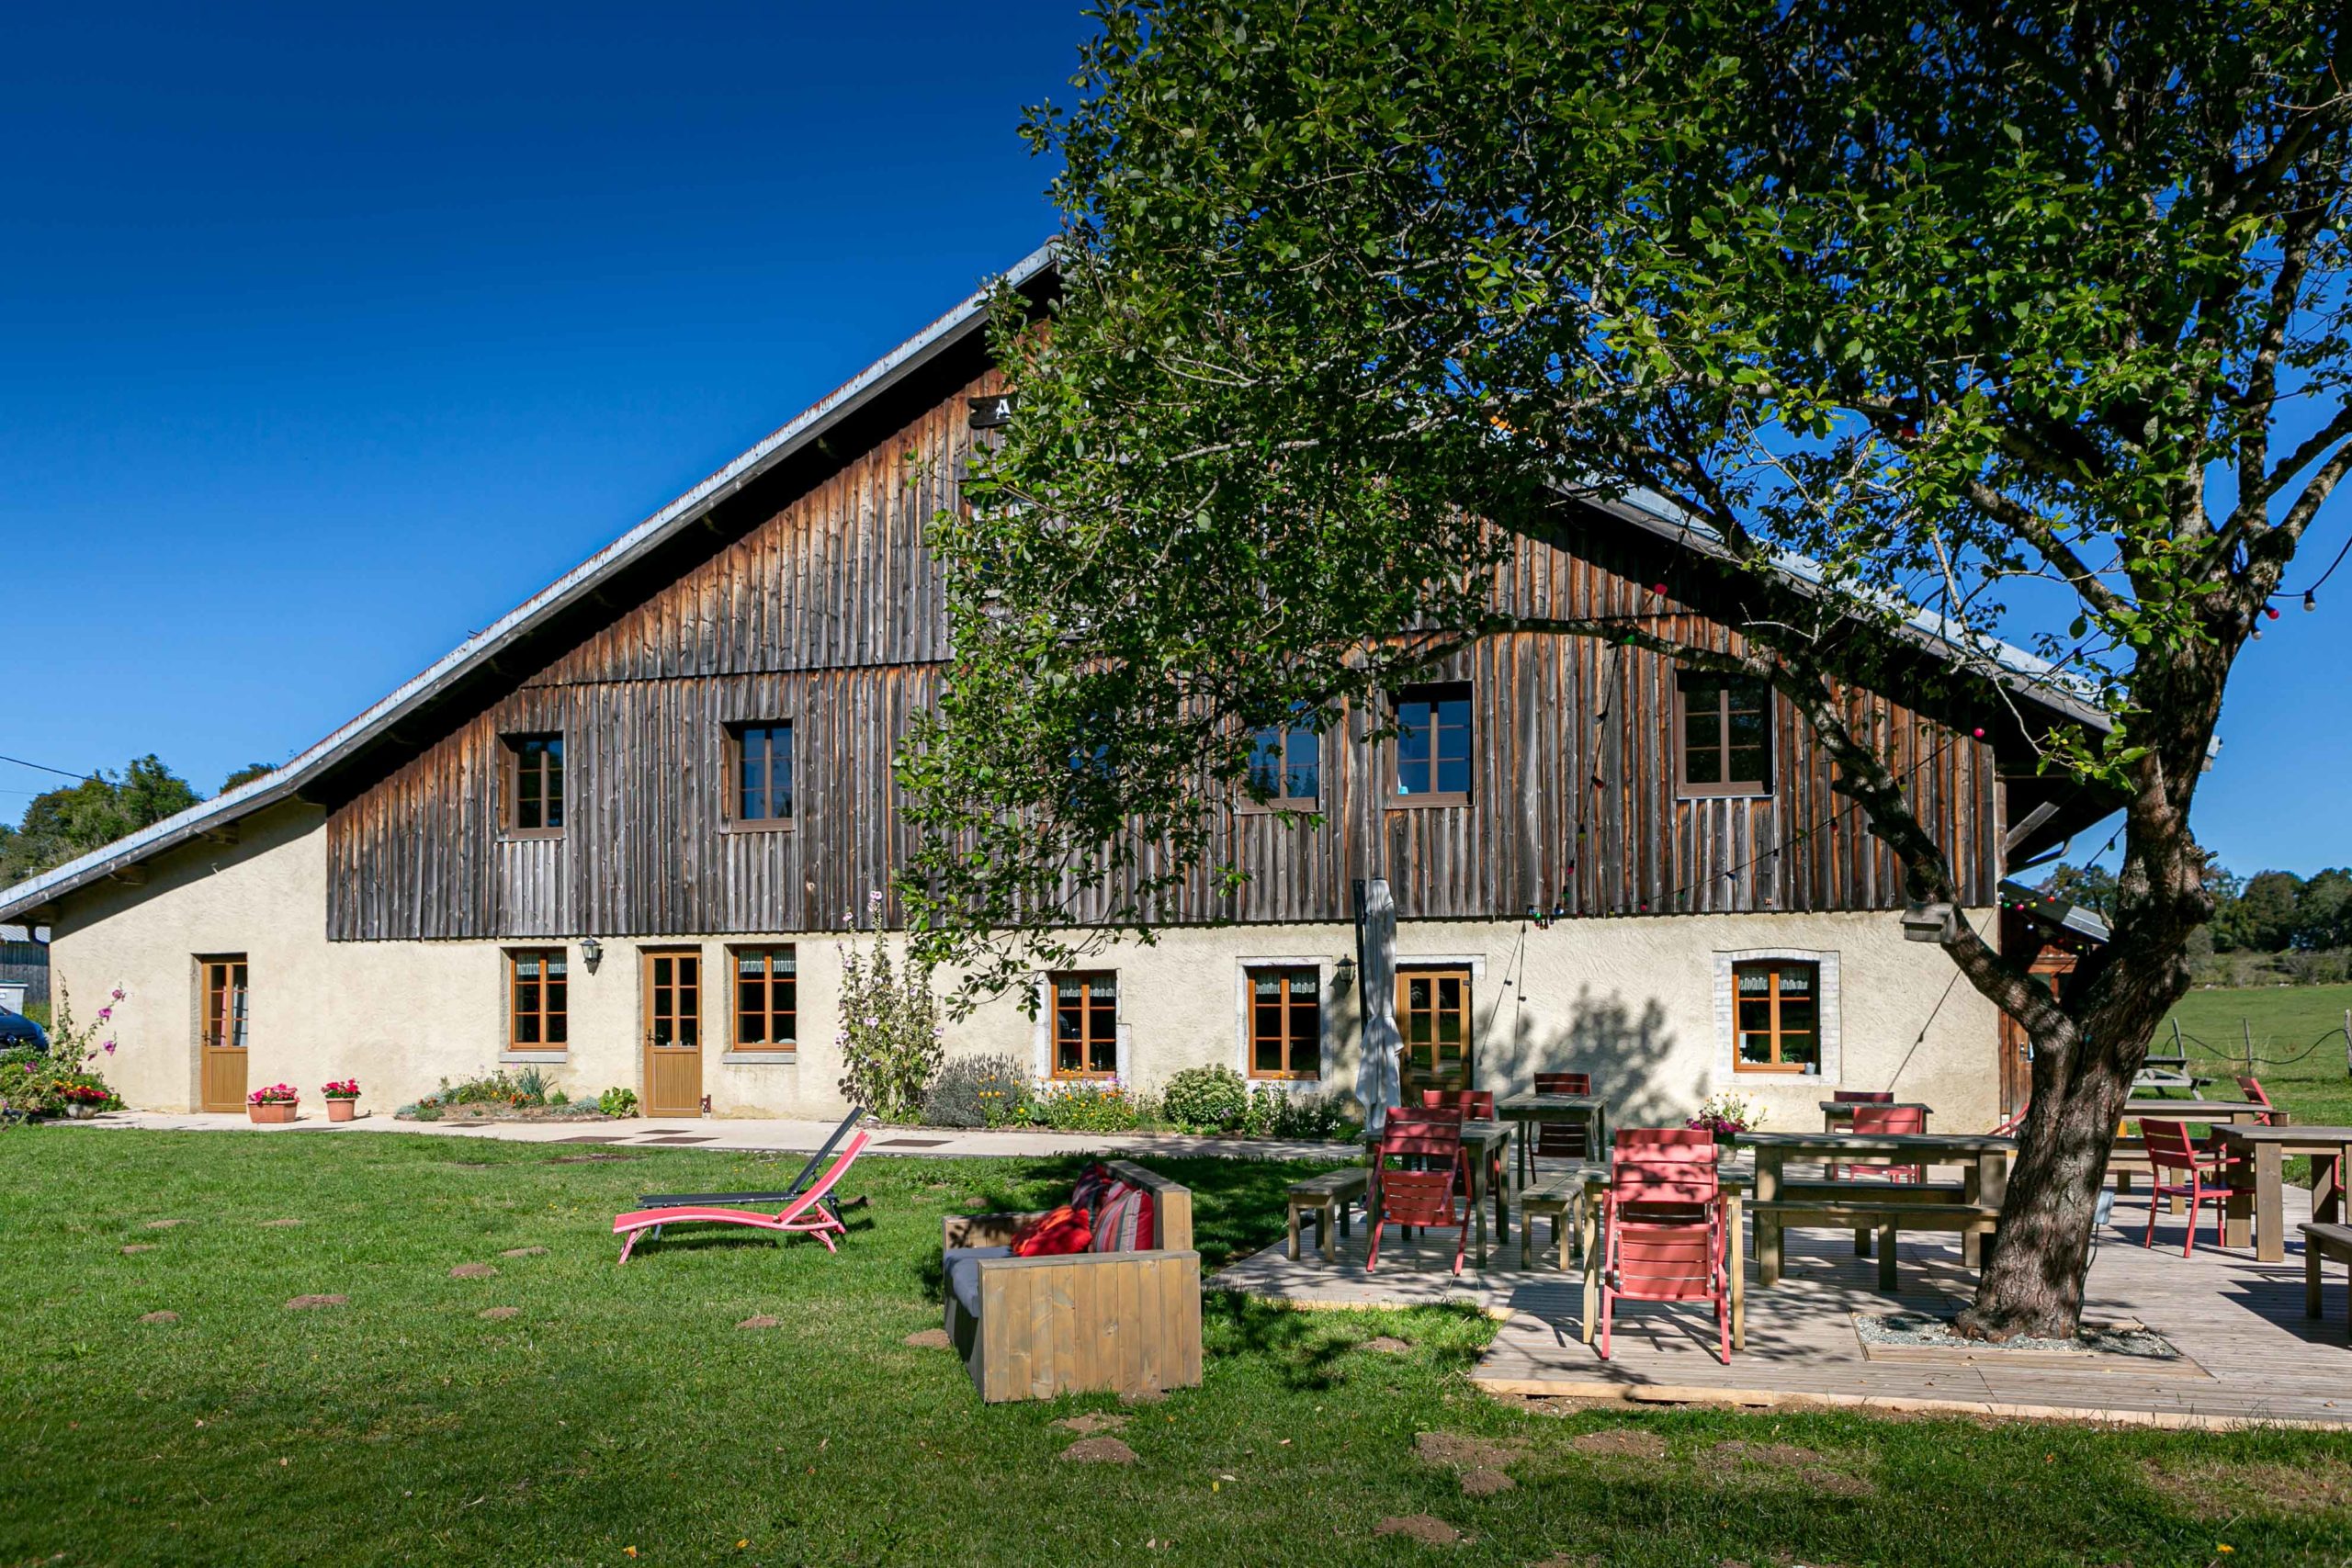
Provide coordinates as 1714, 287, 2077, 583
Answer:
2161, 981, 2352, 1127
6, 1132, 2352, 1566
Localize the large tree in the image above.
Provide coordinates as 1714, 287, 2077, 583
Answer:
899, 0, 2352, 1337
0, 756, 202, 886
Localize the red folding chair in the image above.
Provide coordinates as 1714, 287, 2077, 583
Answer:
1366, 1107, 1469, 1276
1827, 1090, 1894, 1179
1534, 1072, 1597, 1162
1848, 1103, 1926, 1184
1598, 1128, 1730, 1364
1419, 1089, 1498, 1197
2141, 1118, 2238, 1257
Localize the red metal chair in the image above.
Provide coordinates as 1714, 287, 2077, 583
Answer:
1366, 1107, 1469, 1276
2235, 1077, 2277, 1124
1419, 1089, 1496, 1119
1992, 1100, 2030, 1136
1848, 1103, 1926, 1184
2140, 1118, 2238, 1257
1826, 1090, 1894, 1179
1534, 1072, 1597, 1162
1598, 1128, 1730, 1364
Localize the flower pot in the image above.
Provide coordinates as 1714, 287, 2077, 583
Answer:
325, 1099, 358, 1122
248, 1102, 299, 1124
64, 1104, 97, 1121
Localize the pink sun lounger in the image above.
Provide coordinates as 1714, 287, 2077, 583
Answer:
612, 1127, 872, 1263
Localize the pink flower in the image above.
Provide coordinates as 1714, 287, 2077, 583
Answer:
102, 1042, 116, 1055
96, 1008, 111, 1022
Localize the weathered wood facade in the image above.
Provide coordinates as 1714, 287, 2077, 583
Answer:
325, 356, 2007, 943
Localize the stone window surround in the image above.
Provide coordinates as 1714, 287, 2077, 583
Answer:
1713, 947, 1841, 1084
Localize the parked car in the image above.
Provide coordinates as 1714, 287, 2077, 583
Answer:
0, 1009, 48, 1051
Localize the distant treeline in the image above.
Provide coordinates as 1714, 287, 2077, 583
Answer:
2038, 859, 2352, 986
0, 757, 274, 888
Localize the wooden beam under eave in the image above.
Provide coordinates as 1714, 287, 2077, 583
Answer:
105, 864, 146, 886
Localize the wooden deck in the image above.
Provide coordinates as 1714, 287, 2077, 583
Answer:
1215, 1184, 2352, 1427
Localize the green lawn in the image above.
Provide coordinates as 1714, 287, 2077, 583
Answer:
6, 1132, 2351, 1565
2162, 982, 2352, 1127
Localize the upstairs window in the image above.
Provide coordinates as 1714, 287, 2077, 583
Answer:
1733, 959, 1818, 1073
1677, 674, 1770, 796
503, 734, 566, 835
1393, 684, 1472, 803
728, 722, 794, 827
1247, 719, 1319, 806
1050, 971, 1119, 1078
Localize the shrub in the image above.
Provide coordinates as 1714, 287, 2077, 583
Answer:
598, 1086, 639, 1117
834, 894, 944, 1122
922, 1053, 1033, 1129
1161, 1065, 1249, 1134
548, 1089, 570, 1107
1035, 1078, 1140, 1132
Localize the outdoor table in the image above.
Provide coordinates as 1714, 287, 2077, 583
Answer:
1363, 1117, 1515, 1269
1817, 1100, 1934, 1133
2210, 1123, 2352, 1263
1497, 1091, 1609, 1185
1573, 1164, 1750, 1351
1728, 1130, 2015, 1285
2120, 1099, 2275, 1125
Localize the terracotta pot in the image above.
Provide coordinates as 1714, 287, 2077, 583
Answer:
248, 1101, 299, 1124
325, 1099, 358, 1122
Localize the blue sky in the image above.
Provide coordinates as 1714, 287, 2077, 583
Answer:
3, 5, 2348, 876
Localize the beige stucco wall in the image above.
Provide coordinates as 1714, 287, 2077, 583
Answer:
47, 804, 2002, 1133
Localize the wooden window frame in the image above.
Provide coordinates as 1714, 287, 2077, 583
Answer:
1241, 721, 1320, 809
1388, 682, 1474, 807
729, 944, 797, 1056
200, 956, 249, 1051
1246, 965, 1323, 1080
1396, 964, 1475, 1083
1731, 958, 1819, 1074
1674, 673, 1772, 798
1048, 970, 1120, 1079
505, 948, 569, 1055
501, 733, 567, 839
723, 720, 795, 833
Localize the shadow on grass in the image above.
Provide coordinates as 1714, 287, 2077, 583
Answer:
1204, 1291, 1492, 1391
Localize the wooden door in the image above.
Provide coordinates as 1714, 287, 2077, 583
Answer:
641, 950, 704, 1118
1396, 966, 1474, 1094
198, 957, 249, 1112
1997, 948, 2075, 1120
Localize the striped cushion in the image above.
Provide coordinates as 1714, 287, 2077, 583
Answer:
1069, 1162, 1120, 1215
1090, 1186, 1156, 1253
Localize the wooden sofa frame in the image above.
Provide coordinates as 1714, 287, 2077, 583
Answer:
942, 1160, 1203, 1404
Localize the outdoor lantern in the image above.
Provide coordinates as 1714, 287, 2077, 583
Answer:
581, 935, 604, 973
1330, 955, 1355, 997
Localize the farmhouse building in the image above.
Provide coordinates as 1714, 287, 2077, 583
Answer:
0, 247, 2111, 1125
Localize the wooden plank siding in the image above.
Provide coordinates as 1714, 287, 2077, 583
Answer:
326, 373, 2004, 942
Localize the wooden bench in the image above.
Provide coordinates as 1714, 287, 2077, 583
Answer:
2304, 1222, 2352, 1339
1518, 1168, 1590, 1271
1748, 1199, 2000, 1293
1285, 1168, 1369, 1262
941, 1160, 1201, 1403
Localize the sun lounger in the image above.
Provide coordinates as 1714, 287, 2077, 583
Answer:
613, 1127, 871, 1262
635, 1106, 867, 1229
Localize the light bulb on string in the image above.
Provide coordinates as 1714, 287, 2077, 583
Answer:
2306, 591, 2319, 612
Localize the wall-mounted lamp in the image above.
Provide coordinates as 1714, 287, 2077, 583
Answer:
581, 936, 604, 974
1330, 955, 1356, 997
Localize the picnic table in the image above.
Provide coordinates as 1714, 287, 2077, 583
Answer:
2210, 1123, 2352, 1263
1363, 1117, 1516, 1269
1817, 1100, 1933, 1133
1729, 1130, 2016, 1285
1496, 1091, 1609, 1185
2116, 1100, 2279, 1201
1571, 1164, 1749, 1350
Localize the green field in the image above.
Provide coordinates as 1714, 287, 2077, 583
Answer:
5, 1131, 2351, 1565
2161, 982, 2352, 1127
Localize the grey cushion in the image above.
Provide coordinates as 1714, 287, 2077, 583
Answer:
944, 1246, 1012, 1321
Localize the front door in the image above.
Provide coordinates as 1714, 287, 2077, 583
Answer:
1396, 966, 1474, 1095
1996, 948, 2075, 1120
641, 950, 704, 1118
198, 956, 249, 1111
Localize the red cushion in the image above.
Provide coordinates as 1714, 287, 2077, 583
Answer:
1011, 1204, 1093, 1257
1069, 1162, 1120, 1214
1090, 1187, 1156, 1253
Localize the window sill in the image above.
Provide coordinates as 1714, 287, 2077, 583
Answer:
501, 1050, 568, 1065
721, 1051, 798, 1066
1733, 1065, 1817, 1076
719, 818, 796, 835
1385, 793, 1470, 809
1234, 797, 1319, 816
1249, 1073, 1324, 1085
1678, 786, 1773, 801
500, 829, 566, 842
